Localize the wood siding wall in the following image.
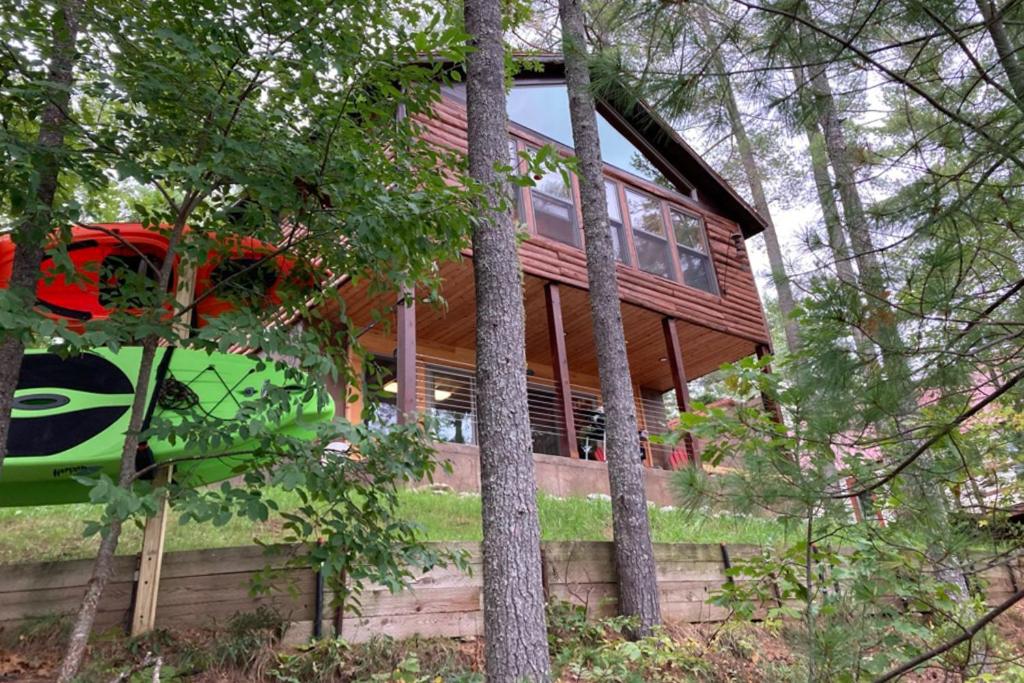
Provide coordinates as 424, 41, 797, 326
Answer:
418, 98, 771, 345
1, 543, 1019, 641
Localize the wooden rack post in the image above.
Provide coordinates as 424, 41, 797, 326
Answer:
131, 464, 172, 636
131, 259, 196, 636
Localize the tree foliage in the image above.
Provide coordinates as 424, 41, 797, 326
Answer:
3, 0, 478, 677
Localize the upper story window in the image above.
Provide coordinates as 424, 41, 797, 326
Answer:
625, 189, 674, 280
528, 147, 579, 247
605, 181, 630, 265
506, 83, 668, 185
670, 210, 718, 294
488, 91, 722, 296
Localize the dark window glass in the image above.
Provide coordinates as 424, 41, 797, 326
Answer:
426, 364, 476, 445
640, 388, 673, 469
572, 392, 604, 460
605, 181, 630, 265
626, 190, 674, 279
670, 210, 718, 294
858, 491, 877, 521
529, 153, 578, 246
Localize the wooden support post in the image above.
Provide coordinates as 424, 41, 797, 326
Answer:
662, 317, 699, 467
171, 259, 197, 340
325, 338, 350, 419
544, 283, 579, 459
396, 287, 416, 424
131, 465, 172, 636
345, 348, 364, 423
131, 259, 197, 636
755, 343, 785, 424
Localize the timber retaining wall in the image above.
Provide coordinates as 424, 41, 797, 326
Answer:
0, 542, 1019, 643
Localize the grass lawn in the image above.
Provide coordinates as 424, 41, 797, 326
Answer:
0, 488, 792, 565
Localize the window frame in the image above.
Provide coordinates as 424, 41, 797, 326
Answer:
622, 186, 677, 282
604, 179, 632, 267
668, 207, 720, 295
508, 128, 722, 298
524, 144, 581, 248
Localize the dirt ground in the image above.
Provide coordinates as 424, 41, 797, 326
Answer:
3, 607, 1023, 682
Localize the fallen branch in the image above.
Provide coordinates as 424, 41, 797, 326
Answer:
873, 586, 1024, 682
107, 652, 158, 683
840, 367, 1024, 497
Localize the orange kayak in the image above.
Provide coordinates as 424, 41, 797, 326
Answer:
0, 223, 298, 331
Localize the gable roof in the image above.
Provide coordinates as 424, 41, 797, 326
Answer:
508, 55, 768, 239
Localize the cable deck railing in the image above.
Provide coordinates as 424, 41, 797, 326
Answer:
409, 353, 687, 469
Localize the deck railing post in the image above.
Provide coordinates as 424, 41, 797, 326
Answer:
544, 282, 579, 459
662, 317, 699, 467
397, 287, 417, 424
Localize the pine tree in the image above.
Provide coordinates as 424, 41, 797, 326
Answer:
558, 0, 662, 637
464, 0, 552, 678
697, 8, 801, 353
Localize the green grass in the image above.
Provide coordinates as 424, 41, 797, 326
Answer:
0, 488, 790, 565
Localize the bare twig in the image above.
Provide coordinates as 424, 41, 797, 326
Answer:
873, 586, 1024, 682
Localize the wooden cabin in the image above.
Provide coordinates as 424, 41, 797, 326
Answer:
330, 58, 772, 505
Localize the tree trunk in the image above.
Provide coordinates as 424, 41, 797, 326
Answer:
804, 51, 977, 628
807, 65, 884, 295
707, 33, 800, 353
558, 0, 662, 637
790, 65, 858, 288
805, 59, 911, 375
57, 336, 160, 682
790, 63, 877, 357
58, 217, 188, 681
0, 0, 82, 477
977, 0, 1024, 104
463, 0, 551, 680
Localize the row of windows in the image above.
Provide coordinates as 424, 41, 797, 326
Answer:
508, 139, 719, 296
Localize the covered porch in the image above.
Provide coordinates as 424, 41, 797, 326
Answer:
331, 259, 766, 503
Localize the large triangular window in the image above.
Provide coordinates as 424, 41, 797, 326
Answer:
506, 83, 668, 185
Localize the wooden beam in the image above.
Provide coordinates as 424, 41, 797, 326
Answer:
755, 343, 784, 424
325, 339, 350, 419
662, 317, 699, 467
397, 288, 417, 423
345, 348, 364, 423
544, 282, 579, 458
130, 465, 172, 636
131, 259, 198, 636
171, 259, 197, 340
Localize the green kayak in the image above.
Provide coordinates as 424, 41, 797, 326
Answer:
0, 347, 334, 506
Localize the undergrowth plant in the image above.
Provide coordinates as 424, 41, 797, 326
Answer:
672, 354, 1019, 681
546, 600, 710, 682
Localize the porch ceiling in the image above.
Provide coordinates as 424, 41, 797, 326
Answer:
335, 260, 757, 390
